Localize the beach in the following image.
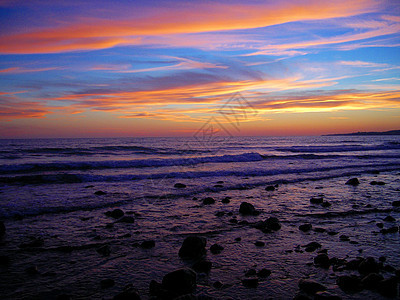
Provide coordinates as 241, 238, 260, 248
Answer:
0, 136, 400, 299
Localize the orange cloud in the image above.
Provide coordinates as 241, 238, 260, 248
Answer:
0, 0, 380, 54
0, 67, 58, 74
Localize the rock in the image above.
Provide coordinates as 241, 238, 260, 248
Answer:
241, 277, 259, 288
0, 255, 10, 265
314, 291, 342, 300
202, 197, 215, 205
336, 275, 361, 292
113, 286, 141, 300
25, 265, 39, 275
96, 244, 111, 256
214, 184, 223, 188
56, 294, 73, 300
19, 237, 44, 248
321, 201, 331, 208
116, 216, 135, 223
213, 281, 223, 289
264, 217, 281, 231
370, 181, 385, 185
376, 222, 384, 228
174, 183, 186, 188
192, 260, 212, 273
310, 197, 323, 204
327, 231, 338, 235
339, 235, 350, 241
257, 268, 271, 278
229, 218, 238, 224
239, 202, 259, 216
265, 185, 275, 191
345, 258, 364, 270
245, 269, 257, 277
101, 278, 115, 289
162, 268, 196, 296
381, 226, 399, 234
298, 279, 326, 294
0, 221, 5, 237
179, 236, 206, 259
221, 197, 230, 204
215, 211, 225, 217
304, 242, 322, 252
314, 254, 330, 268
255, 241, 265, 247
361, 273, 383, 289
105, 209, 124, 219
345, 178, 360, 186
140, 240, 155, 249
358, 257, 380, 275
377, 276, 398, 298
94, 190, 107, 195
383, 215, 395, 222
210, 243, 224, 254
383, 264, 396, 272
314, 228, 326, 233
299, 223, 312, 232
149, 280, 164, 297
293, 294, 311, 300
235, 237, 241, 242
392, 200, 400, 207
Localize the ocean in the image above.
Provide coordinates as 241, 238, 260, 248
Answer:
0, 136, 400, 299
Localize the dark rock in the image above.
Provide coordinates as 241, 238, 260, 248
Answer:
116, 216, 135, 223
336, 275, 361, 292
162, 268, 196, 296
345, 178, 360, 186
358, 257, 379, 275
214, 184, 223, 188
202, 197, 215, 205
0, 255, 10, 265
361, 273, 383, 289
239, 202, 259, 216
241, 277, 258, 288
304, 242, 322, 252
264, 217, 281, 231
221, 197, 230, 204
383, 215, 395, 222
321, 201, 331, 208
255, 241, 265, 247
96, 244, 111, 256
0, 221, 5, 237
94, 190, 107, 195
192, 260, 212, 273
179, 236, 206, 259
19, 237, 44, 248
210, 243, 224, 254
379, 256, 386, 262
314, 291, 342, 300
299, 223, 312, 232
245, 269, 257, 277
101, 278, 115, 289
229, 218, 238, 224
345, 258, 364, 270
298, 279, 326, 294
113, 286, 141, 300
265, 185, 275, 191
314, 254, 330, 268
384, 264, 396, 272
293, 294, 311, 300
174, 183, 186, 188
381, 226, 399, 234
310, 197, 323, 204
314, 227, 326, 233
257, 268, 271, 278
376, 222, 384, 228
213, 281, 223, 289
25, 265, 39, 275
377, 276, 398, 298
140, 240, 155, 249
238, 220, 249, 225
149, 280, 164, 297
392, 200, 400, 207
327, 231, 338, 235
235, 237, 241, 242
370, 181, 385, 185
339, 235, 350, 241
105, 209, 124, 219
56, 294, 73, 300
215, 211, 225, 217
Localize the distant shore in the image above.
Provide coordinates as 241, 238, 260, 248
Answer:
324, 130, 400, 136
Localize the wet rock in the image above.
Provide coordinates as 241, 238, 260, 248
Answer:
245, 269, 257, 277
174, 183, 186, 188
336, 275, 362, 292
370, 181, 385, 185
391, 200, 400, 207
221, 197, 230, 204
327, 231, 338, 235
345, 178, 360, 186
179, 236, 206, 259
192, 260, 212, 273
210, 243, 224, 254
235, 237, 241, 242
381, 226, 399, 234
214, 184, 223, 188
314, 227, 326, 233
383, 264, 396, 272
105, 209, 124, 219
113, 286, 141, 300
149, 280, 164, 297
96, 244, 111, 256
215, 211, 225, 217
314, 291, 342, 300
101, 278, 115, 289
213, 281, 223, 289
361, 273, 383, 289
265, 185, 275, 191
345, 258, 364, 270
321, 201, 331, 208
314, 253, 330, 268
257, 268, 271, 278
299, 223, 312, 232
140, 240, 155, 249
116, 216, 135, 223
298, 279, 326, 294
264, 217, 281, 231
339, 235, 350, 242
162, 268, 197, 296
94, 190, 107, 195
255, 241, 265, 247
383, 215, 396, 222
202, 197, 215, 205
229, 218, 238, 224
310, 197, 323, 204
377, 276, 398, 298
19, 237, 44, 248
239, 202, 259, 216
376, 222, 384, 228
304, 242, 321, 252
25, 265, 39, 275
241, 277, 259, 288
293, 294, 312, 300
0, 221, 5, 237
379, 256, 386, 262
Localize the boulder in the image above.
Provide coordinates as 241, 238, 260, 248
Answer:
314, 253, 330, 268
210, 243, 224, 254
192, 260, 212, 273
101, 278, 115, 289
304, 242, 321, 252
116, 216, 135, 223
345, 178, 360, 186
140, 240, 155, 249
174, 183, 186, 188
94, 190, 107, 195
254, 241, 265, 247
105, 209, 124, 219
241, 277, 259, 288
361, 273, 383, 289
392, 200, 400, 207
221, 197, 230, 204
113, 286, 141, 300
314, 291, 342, 300
257, 268, 271, 278
162, 268, 196, 296
358, 257, 380, 275
299, 223, 312, 232
336, 275, 361, 292
202, 197, 215, 205
265, 185, 275, 191
383, 215, 395, 222
377, 276, 398, 298
179, 236, 206, 259
310, 197, 323, 204
298, 279, 326, 294
239, 202, 259, 216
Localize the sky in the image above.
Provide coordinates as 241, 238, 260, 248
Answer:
0, 0, 399, 138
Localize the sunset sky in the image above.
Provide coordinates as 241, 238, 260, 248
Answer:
0, 0, 399, 138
